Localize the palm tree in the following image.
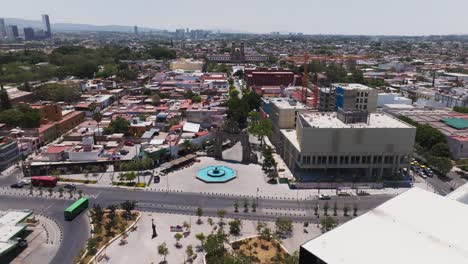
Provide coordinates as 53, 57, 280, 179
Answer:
196, 207, 203, 224
353, 204, 358, 216
78, 189, 83, 198
158, 242, 169, 262
92, 112, 103, 144
333, 202, 338, 216
48, 188, 53, 197
180, 139, 195, 155
343, 205, 349, 217
58, 187, 64, 197
233, 201, 239, 213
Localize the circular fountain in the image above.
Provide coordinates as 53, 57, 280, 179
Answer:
197, 166, 236, 183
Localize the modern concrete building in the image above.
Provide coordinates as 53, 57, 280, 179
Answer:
278, 109, 415, 181
300, 188, 468, 264
0, 18, 6, 40
0, 210, 32, 257
268, 98, 307, 146
23, 27, 35, 41
318, 87, 336, 111
41, 14, 52, 38
332, 83, 378, 112
6, 25, 18, 41
0, 137, 20, 171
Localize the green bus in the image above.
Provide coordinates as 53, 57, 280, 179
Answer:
64, 197, 89, 221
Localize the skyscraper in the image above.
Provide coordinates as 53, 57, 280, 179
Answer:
41, 14, 52, 38
134, 25, 138, 35
23, 27, 35, 41
0, 18, 6, 40
6, 25, 19, 41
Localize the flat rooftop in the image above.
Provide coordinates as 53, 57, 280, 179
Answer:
333, 83, 373, 91
301, 188, 468, 264
300, 112, 412, 129
270, 98, 307, 110
0, 210, 32, 256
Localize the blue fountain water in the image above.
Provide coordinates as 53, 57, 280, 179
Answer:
197, 166, 236, 183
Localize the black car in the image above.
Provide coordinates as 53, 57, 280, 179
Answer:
10, 183, 24, 189
63, 183, 76, 190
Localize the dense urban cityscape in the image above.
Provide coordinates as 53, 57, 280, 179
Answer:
1, 4, 468, 264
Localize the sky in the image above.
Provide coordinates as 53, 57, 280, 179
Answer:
2, 0, 468, 35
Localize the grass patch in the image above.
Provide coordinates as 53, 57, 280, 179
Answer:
112, 181, 136, 187
135, 182, 146, 188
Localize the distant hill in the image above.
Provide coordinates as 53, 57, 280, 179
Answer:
4, 18, 161, 33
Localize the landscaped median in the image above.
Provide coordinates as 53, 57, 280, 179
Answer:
111, 181, 146, 187
78, 201, 141, 264
58, 178, 98, 184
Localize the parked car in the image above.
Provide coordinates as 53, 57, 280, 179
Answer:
10, 183, 24, 189
120, 149, 129, 155
318, 194, 331, 200
64, 183, 76, 190
125, 141, 135, 146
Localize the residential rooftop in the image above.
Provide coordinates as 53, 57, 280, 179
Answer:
269, 98, 307, 110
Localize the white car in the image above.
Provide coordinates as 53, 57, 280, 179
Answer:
19, 179, 31, 185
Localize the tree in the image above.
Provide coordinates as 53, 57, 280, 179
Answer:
333, 201, 338, 216
174, 233, 183, 248
195, 233, 206, 249
48, 188, 53, 197
233, 201, 239, 213
151, 94, 161, 105
313, 204, 319, 216
78, 189, 83, 198
430, 142, 451, 158
207, 218, 214, 226
180, 139, 196, 155
204, 231, 227, 260
283, 251, 300, 264
32, 83, 81, 103
262, 146, 277, 182
87, 238, 98, 255
353, 204, 358, 216
343, 205, 349, 216
217, 209, 226, 225
248, 111, 273, 145
92, 112, 103, 142
243, 199, 249, 213
275, 217, 293, 237
251, 201, 257, 212
228, 219, 242, 236
196, 207, 203, 224
120, 200, 136, 220
260, 227, 273, 241
426, 155, 453, 175
320, 216, 338, 232
256, 221, 266, 235
416, 124, 446, 150
58, 187, 64, 197
104, 117, 131, 135
323, 202, 329, 216
185, 245, 194, 261
0, 105, 41, 128
158, 242, 169, 262
0, 85, 12, 110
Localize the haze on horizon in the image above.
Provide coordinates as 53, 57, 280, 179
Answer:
1, 0, 467, 36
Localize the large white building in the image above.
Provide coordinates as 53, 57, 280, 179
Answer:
300, 188, 468, 264
277, 108, 415, 182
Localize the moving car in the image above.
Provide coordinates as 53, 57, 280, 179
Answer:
318, 194, 331, 200
64, 183, 76, 190
10, 183, 24, 189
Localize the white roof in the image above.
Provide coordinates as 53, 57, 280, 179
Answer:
183, 122, 200, 133
150, 139, 165, 145
301, 188, 468, 264
300, 112, 412, 129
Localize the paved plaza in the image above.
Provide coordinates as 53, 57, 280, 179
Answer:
102, 211, 321, 264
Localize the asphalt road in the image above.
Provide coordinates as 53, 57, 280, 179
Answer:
0, 195, 89, 264
0, 173, 394, 263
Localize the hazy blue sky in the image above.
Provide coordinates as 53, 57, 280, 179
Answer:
2, 0, 467, 35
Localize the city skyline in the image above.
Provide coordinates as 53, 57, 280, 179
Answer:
1, 0, 468, 36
